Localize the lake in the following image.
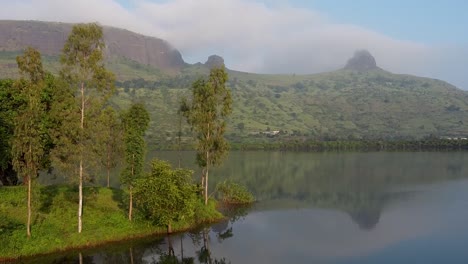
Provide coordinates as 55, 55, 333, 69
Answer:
32, 151, 468, 263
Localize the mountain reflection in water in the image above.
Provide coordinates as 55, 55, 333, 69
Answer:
30, 151, 468, 263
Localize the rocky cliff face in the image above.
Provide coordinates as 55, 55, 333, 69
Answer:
0, 20, 185, 73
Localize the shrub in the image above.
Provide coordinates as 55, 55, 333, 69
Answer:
133, 159, 197, 232
215, 180, 254, 205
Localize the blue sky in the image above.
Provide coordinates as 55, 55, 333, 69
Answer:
296, 0, 468, 44
2, 0, 467, 88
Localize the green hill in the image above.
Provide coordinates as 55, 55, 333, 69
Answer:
1, 21, 468, 148
111, 66, 468, 148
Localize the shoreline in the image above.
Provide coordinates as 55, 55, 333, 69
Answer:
0, 215, 225, 262
0, 186, 225, 261
6, 218, 223, 263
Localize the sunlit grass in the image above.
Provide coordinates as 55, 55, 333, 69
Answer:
0, 185, 222, 260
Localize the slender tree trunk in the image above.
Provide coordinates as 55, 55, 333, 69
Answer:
205, 123, 210, 205
205, 152, 209, 205
201, 168, 205, 197
128, 185, 133, 221
27, 174, 31, 238
78, 81, 85, 234
129, 153, 134, 221
79, 252, 83, 264
106, 143, 111, 188
106, 168, 110, 188
205, 166, 209, 205
79, 159, 83, 233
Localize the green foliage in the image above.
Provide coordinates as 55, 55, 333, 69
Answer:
103, 68, 468, 148
11, 47, 51, 237
215, 180, 255, 204
12, 47, 46, 181
121, 103, 150, 185
98, 107, 123, 187
52, 22, 115, 181
0, 79, 19, 185
184, 67, 232, 167
193, 198, 223, 223
52, 23, 115, 233
121, 102, 150, 221
182, 67, 233, 204
133, 159, 197, 228
0, 185, 224, 259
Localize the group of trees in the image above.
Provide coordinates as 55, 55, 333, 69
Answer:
0, 23, 150, 236
0, 23, 235, 238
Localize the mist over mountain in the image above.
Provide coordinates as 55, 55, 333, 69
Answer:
344, 50, 380, 71
1, 20, 468, 145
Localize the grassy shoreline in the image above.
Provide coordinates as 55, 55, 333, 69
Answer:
0, 185, 224, 261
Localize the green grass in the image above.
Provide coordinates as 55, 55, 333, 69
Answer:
0, 185, 222, 260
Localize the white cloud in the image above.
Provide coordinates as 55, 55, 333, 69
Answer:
0, 0, 466, 89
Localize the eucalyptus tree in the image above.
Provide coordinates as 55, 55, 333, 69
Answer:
121, 102, 149, 221
99, 107, 123, 188
11, 47, 47, 237
181, 67, 232, 205
53, 23, 114, 233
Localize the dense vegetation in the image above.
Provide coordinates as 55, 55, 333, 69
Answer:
94, 66, 468, 149
0, 23, 250, 260
0, 185, 221, 260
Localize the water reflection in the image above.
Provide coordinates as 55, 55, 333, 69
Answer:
30, 152, 468, 263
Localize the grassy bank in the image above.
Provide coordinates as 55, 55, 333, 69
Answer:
0, 185, 223, 260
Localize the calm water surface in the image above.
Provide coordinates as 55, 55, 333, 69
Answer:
32, 151, 468, 263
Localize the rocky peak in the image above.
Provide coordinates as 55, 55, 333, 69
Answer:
344, 50, 378, 71
204, 55, 225, 69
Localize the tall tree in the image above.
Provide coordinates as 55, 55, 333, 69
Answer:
181, 67, 232, 205
99, 107, 123, 188
11, 47, 46, 237
53, 23, 114, 233
121, 103, 150, 221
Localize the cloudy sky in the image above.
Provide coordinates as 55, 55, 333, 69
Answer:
1, 0, 467, 89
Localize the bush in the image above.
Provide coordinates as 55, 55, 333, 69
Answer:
215, 180, 254, 205
133, 159, 198, 231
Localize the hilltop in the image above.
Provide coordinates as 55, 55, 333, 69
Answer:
1, 20, 468, 146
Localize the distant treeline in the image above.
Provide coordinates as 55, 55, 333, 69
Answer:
229, 138, 468, 151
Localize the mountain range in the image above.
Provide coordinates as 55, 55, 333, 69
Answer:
1, 20, 468, 147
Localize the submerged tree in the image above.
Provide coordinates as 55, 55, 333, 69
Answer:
11, 47, 47, 237
121, 102, 149, 221
53, 23, 114, 233
181, 67, 232, 205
